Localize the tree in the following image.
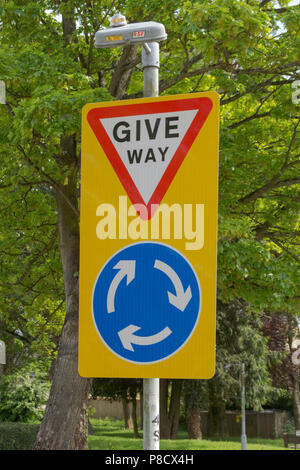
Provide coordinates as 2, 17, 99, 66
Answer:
262, 312, 300, 428
1, 0, 299, 449
199, 299, 273, 438
183, 380, 206, 439
0, 144, 65, 373
0, 0, 110, 449
182, 298, 277, 440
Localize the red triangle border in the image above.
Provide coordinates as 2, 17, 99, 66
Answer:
87, 97, 213, 220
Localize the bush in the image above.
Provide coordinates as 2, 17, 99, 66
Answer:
283, 416, 296, 434
0, 363, 50, 422
0, 422, 39, 450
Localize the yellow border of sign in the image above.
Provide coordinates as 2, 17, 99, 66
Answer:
79, 92, 219, 379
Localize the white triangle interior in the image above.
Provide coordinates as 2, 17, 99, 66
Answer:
100, 109, 198, 205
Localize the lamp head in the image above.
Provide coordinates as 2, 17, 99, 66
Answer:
95, 19, 167, 49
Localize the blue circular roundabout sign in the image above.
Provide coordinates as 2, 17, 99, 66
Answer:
92, 242, 201, 364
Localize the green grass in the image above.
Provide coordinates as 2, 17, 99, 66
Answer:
88, 418, 291, 451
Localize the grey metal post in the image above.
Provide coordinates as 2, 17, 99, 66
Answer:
94, 16, 166, 449
225, 362, 247, 450
241, 363, 247, 450
143, 378, 160, 449
0, 340, 6, 376
142, 42, 159, 98
142, 41, 160, 451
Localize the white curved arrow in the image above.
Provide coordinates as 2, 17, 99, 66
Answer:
107, 260, 136, 313
118, 324, 172, 352
154, 259, 192, 311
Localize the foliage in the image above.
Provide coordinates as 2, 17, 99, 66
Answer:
0, 0, 299, 446
0, 0, 298, 332
0, 422, 39, 450
183, 380, 208, 413
183, 299, 276, 417
0, 363, 50, 423
92, 378, 142, 402
214, 299, 275, 410
264, 388, 294, 412
283, 416, 297, 434
262, 313, 300, 390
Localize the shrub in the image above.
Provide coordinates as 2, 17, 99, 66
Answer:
0, 422, 39, 450
0, 363, 50, 423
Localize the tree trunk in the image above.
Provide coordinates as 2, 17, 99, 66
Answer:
292, 377, 300, 429
33, 151, 91, 449
131, 395, 140, 438
159, 379, 170, 439
122, 398, 132, 429
187, 407, 202, 439
208, 380, 226, 438
159, 379, 183, 439
109, 44, 138, 99
73, 401, 89, 449
169, 380, 183, 440
287, 316, 300, 430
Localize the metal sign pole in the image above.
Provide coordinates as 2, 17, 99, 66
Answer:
143, 378, 159, 450
241, 363, 247, 450
93, 16, 168, 449
0, 340, 6, 376
142, 41, 160, 451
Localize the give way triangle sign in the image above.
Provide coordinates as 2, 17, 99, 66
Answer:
87, 96, 213, 220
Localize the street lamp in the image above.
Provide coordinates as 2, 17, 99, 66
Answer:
95, 13, 167, 99
225, 362, 247, 450
94, 13, 167, 451
95, 14, 167, 49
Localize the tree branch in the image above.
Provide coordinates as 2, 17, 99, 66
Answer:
259, 0, 273, 8
109, 44, 139, 99
239, 118, 300, 204
17, 229, 58, 286
240, 176, 300, 204
0, 320, 32, 345
227, 111, 272, 129
18, 145, 79, 218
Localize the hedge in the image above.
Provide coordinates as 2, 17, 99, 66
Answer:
0, 422, 39, 450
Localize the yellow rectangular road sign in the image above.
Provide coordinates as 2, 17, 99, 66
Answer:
79, 92, 219, 378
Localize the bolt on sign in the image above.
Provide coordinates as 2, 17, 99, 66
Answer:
79, 92, 220, 379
